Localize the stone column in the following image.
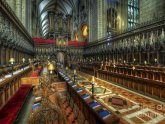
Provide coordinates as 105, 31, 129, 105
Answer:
97, 0, 107, 40
15, 0, 22, 21
22, 0, 26, 27
6, 0, 16, 12
88, 0, 97, 42
26, 0, 32, 35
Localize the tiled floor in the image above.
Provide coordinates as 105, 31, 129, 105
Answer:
99, 94, 139, 114
78, 72, 165, 124
123, 108, 165, 124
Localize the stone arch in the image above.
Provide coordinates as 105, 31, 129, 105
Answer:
51, 50, 71, 67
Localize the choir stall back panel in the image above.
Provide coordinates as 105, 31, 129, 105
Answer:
66, 82, 119, 124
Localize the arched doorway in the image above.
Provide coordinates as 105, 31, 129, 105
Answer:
57, 52, 65, 63
55, 51, 71, 67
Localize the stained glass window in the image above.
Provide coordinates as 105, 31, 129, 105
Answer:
128, 0, 139, 29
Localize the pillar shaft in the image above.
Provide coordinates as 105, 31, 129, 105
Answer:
15, 0, 22, 21
22, 0, 26, 27
6, 0, 16, 12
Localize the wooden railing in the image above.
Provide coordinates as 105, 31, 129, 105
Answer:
0, 67, 32, 108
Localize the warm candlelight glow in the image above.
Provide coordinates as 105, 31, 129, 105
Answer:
132, 66, 135, 70
66, 66, 68, 70
22, 58, 25, 63
133, 58, 136, 62
63, 42, 66, 46
82, 24, 88, 38
73, 69, 76, 75
90, 76, 95, 83
48, 63, 55, 71
9, 58, 15, 64
59, 41, 61, 45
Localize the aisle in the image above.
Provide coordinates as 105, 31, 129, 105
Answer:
14, 90, 34, 124
14, 67, 46, 124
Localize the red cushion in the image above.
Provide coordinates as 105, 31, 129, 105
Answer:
0, 85, 32, 124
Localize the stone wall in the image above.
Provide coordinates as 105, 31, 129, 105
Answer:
140, 0, 165, 23
6, 0, 32, 36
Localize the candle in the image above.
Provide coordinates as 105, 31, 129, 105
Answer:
66, 66, 68, 70
133, 58, 136, 62
132, 66, 135, 70
74, 70, 76, 75
91, 76, 95, 82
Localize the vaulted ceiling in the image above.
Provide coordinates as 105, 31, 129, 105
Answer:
38, 0, 78, 37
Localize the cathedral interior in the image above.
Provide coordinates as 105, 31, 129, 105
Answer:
0, 0, 165, 124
